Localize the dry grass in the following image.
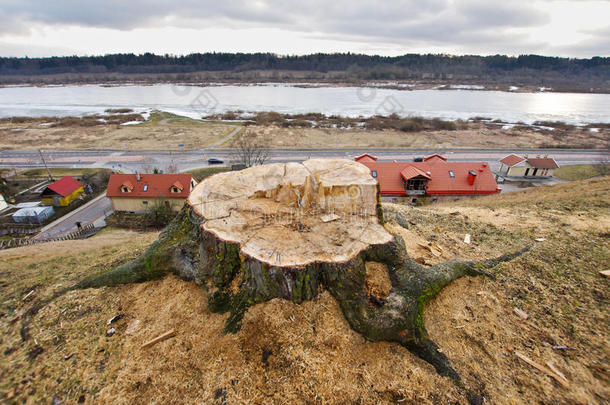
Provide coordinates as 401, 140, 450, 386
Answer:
555, 164, 607, 181
0, 116, 233, 150
0, 178, 608, 404
231, 123, 609, 149
2, 115, 607, 151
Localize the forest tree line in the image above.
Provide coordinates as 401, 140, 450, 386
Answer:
0, 52, 607, 76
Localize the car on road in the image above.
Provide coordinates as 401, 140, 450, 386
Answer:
207, 158, 224, 164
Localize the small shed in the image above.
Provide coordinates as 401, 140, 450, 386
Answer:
41, 176, 84, 206
12, 206, 55, 224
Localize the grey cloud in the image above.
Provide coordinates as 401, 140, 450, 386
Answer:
0, 0, 597, 56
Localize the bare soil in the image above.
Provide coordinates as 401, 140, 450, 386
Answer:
0, 178, 608, 404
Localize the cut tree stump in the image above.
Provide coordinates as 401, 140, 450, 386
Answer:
76, 159, 528, 382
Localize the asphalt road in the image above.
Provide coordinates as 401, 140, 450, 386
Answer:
1, 148, 608, 174
35, 194, 113, 239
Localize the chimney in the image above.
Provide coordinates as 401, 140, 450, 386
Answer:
136, 171, 140, 181
467, 170, 477, 185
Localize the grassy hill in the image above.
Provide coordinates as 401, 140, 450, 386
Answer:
0, 177, 608, 404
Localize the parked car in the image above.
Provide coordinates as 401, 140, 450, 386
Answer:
207, 158, 224, 164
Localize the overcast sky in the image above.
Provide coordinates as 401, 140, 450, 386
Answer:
0, 0, 608, 58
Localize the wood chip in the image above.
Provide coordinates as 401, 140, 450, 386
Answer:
599, 270, 610, 279
463, 234, 471, 244
514, 307, 529, 320
125, 319, 140, 335
22, 290, 35, 301
320, 213, 340, 223
535, 237, 546, 242
546, 361, 569, 385
514, 351, 570, 389
141, 329, 176, 348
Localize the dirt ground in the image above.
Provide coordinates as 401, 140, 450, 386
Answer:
237, 123, 609, 149
0, 178, 608, 404
0, 118, 234, 150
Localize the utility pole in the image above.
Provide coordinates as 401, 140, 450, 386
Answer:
38, 149, 53, 181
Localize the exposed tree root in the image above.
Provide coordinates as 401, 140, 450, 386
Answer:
75, 206, 529, 383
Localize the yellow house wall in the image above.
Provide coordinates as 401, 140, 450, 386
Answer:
506, 166, 528, 177
506, 166, 554, 177
110, 197, 186, 212
42, 187, 84, 206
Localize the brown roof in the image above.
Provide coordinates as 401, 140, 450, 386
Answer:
107, 174, 194, 198
500, 154, 525, 166
526, 158, 559, 169
358, 157, 499, 196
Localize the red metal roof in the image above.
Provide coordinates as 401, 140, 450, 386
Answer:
500, 154, 525, 166
121, 180, 134, 191
526, 158, 559, 169
354, 153, 378, 162
107, 174, 194, 198
358, 159, 499, 196
400, 166, 431, 180
44, 176, 83, 197
423, 153, 448, 162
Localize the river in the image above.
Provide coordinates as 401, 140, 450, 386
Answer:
0, 83, 608, 125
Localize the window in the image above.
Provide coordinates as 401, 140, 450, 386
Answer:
449, 170, 455, 178
171, 186, 180, 193
143, 185, 148, 192
121, 186, 130, 193
142, 201, 148, 205
371, 170, 377, 178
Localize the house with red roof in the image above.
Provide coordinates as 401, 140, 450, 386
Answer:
499, 154, 559, 177
41, 176, 84, 206
355, 153, 500, 203
106, 173, 197, 213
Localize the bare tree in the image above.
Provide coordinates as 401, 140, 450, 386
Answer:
165, 162, 178, 174
596, 158, 609, 177
233, 132, 270, 167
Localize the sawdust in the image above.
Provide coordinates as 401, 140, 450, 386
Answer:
96, 276, 462, 404
365, 261, 392, 300
384, 221, 448, 265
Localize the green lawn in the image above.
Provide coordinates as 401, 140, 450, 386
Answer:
187, 166, 231, 181
554, 164, 607, 181
16, 168, 100, 179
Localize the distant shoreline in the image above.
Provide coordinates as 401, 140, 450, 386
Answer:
0, 79, 608, 95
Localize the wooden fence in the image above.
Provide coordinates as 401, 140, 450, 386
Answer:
0, 223, 96, 250
0, 223, 41, 236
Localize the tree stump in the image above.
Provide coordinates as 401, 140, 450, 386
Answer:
77, 159, 526, 381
